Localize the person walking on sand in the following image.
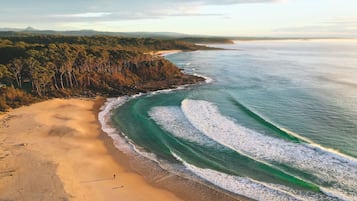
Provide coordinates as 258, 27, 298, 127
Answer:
113, 174, 116, 180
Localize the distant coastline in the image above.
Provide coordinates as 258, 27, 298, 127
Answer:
1, 28, 354, 43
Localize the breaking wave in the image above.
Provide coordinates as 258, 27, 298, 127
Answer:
181, 99, 357, 200
172, 153, 336, 201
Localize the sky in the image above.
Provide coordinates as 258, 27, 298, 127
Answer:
0, 0, 356, 37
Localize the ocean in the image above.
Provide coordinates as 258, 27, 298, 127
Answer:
100, 40, 357, 201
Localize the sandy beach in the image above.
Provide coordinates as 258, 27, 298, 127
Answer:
0, 98, 183, 201
146, 50, 183, 57
0, 97, 245, 201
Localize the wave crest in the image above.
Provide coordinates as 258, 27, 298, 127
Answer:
181, 99, 357, 200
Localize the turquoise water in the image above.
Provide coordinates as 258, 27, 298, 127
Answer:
109, 40, 357, 200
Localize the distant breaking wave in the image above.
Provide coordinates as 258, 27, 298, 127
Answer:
180, 99, 357, 201
228, 96, 357, 161
228, 97, 303, 142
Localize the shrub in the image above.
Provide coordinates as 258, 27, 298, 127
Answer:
0, 87, 37, 111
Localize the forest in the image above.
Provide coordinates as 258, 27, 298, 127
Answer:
0, 35, 208, 111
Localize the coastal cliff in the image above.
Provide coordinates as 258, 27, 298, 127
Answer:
0, 35, 207, 111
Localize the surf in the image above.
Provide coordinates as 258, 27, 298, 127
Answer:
172, 152, 336, 201
149, 106, 325, 189
228, 96, 304, 143
228, 96, 357, 161
181, 99, 357, 200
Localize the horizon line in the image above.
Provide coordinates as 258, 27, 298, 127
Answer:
0, 26, 356, 40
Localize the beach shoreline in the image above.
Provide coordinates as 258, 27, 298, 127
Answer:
0, 98, 184, 201
146, 49, 183, 57
0, 96, 246, 201
99, 87, 249, 201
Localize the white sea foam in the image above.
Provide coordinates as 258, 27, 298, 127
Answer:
98, 79, 197, 153
98, 96, 134, 154
97, 86, 197, 169
193, 73, 214, 83
149, 107, 218, 148
181, 99, 357, 201
98, 96, 191, 184
98, 95, 176, 171
172, 152, 336, 201
149, 88, 180, 95
150, 106, 340, 201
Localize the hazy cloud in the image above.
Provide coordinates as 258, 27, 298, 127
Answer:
323, 17, 357, 26
0, 0, 278, 22
53, 12, 112, 18
0, 0, 283, 33
164, 0, 279, 5
274, 17, 357, 37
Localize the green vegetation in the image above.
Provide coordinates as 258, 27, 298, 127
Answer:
0, 35, 207, 111
0, 87, 38, 111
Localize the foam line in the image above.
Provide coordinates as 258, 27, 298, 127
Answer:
181, 99, 357, 200
98, 96, 179, 171
172, 152, 336, 201
149, 107, 218, 148
98, 96, 135, 154
150, 106, 340, 200
229, 97, 357, 161
193, 73, 214, 83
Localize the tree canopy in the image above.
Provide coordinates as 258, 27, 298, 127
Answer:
0, 35, 206, 111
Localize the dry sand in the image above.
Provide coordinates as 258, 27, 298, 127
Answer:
146, 50, 183, 57
155, 50, 183, 56
0, 98, 183, 201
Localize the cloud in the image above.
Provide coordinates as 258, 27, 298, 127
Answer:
165, 0, 278, 5
323, 17, 357, 26
53, 12, 112, 18
1, 0, 278, 21
0, 0, 280, 31
274, 16, 357, 37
